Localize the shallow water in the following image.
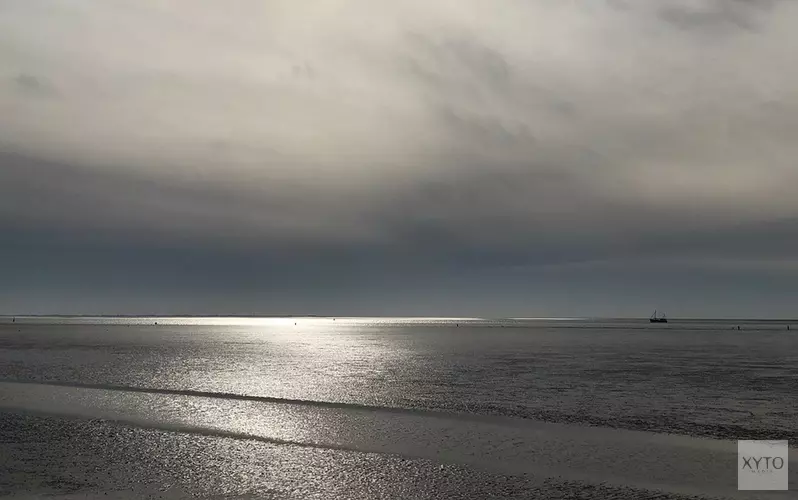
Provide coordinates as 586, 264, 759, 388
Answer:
0, 317, 796, 498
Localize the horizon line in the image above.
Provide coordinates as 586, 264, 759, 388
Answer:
3, 314, 798, 322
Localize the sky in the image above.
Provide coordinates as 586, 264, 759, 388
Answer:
2, 0, 798, 317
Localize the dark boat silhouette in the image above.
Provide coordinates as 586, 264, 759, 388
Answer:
650, 310, 668, 323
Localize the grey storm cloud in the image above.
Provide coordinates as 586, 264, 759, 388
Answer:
655, 0, 779, 33
2, 0, 798, 315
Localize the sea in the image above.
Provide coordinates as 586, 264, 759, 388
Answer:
0, 317, 796, 499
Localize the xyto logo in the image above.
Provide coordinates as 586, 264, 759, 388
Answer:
738, 440, 788, 491
740, 456, 785, 474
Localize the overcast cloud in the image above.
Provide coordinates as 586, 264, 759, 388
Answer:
2, 0, 798, 316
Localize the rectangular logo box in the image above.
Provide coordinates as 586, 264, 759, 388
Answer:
738, 440, 788, 491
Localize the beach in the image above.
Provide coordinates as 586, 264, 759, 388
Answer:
1, 317, 796, 498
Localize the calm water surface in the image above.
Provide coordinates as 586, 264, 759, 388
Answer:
1, 317, 796, 498
1, 317, 795, 440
